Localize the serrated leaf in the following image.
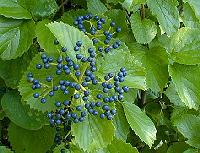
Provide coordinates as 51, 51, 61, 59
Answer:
1, 90, 47, 130
164, 83, 185, 107
96, 44, 146, 90
47, 21, 93, 61
173, 114, 200, 149
53, 143, 84, 153
112, 103, 130, 141
0, 46, 35, 88
144, 47, 169, 92
87, 0, 108, 15
169, 27, 200, 65
71, 115, 114, 152
167, 142, 189, 153
183, 148, 199, 153
183, 0, 200, 22
97, 138, 139, 153
18, 53, 72, 112
169, 63, 200, 110
8, 123, 55, 153
121, 0, 145, 12
18, 0, 58, 18
0, 146, 13, 153
147, 0, 180, 36
0, 0, 31, 19
0, 17, 35, 60
182, 3, 200, 29
123, 102, 157, 147
130, 13, 157, 44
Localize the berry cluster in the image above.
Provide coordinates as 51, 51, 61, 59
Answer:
73, 14, 122, 53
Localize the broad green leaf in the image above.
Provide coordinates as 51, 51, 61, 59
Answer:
97, 138, 139, 153
183, 148, 199, 153
18, 0, 58, 18
107, 0, 123, 4
36, 20, 59, 54
18, 53, 72, 112
123, 102, 157, 147
0, 46, 35, 88
47, 21, 93, 61
112, 103, 130, 141
121, 0, 145, 12
182, 3, 200, 29
1, 90, 47, 130
169, 27, 200, 65
0, 17, 35, 60
144, 47, 169, 92
130, 13, 157, 44
167, 142, 189, 153
0, 0, 31, 19
71, 115, 114, 152
147, 0, 180, 35
164, 83, 185, 107
173, 114, 200, 149
87, 0, 108, 15
183, 0, 200, 22
169, 63, 200, 109
96, 44, 146, 90
8, 123, 55, 153
0, 146, 13, 153
53, 143, 84, 153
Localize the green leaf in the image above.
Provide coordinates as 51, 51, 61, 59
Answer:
18, 53, 72, 112
8, 123, 55, 153
87, 0, 108, 15
107, 0, 124, 4
147, 0, 180, 35
36, 20, 59, 54
0, 17, 35, 60
0, 146, 13, 153
121, 0, 145, 12
46, 21, 93, 61
183, 0, 200, 22
130, 13, 157, 44
169, 63, 200, 109
1, 90, 47, 130
169, 27, 200, 65
96, 44, 146, 90
123, 102, 157, 147
18, 0, 58, 18
112, 103, 130, 141
71, 115, 114, 152
167, 142, 189, 153
0, 46, 35, 88
173, 114, 200, 149
0, 0, 31, 19
144, 47, 169, 92
97, 138, 139, 153
164, 83, 185, 107
183, 148, 199, 153
182, 3, 200, 29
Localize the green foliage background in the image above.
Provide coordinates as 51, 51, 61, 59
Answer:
0, 0, 200, 153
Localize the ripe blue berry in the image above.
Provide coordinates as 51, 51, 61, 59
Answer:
74, 46, 80, 51
74, 93, 80, 99
94, 15, 99, 21
93, 110, 98, 115
104, 75, 110, 81
103, 88, 109, 93
81, 57, 87, 62
116, 27, 121, 33
110, 21, 115, 27
103, 97, 109, 103
103, 105, 110, 111
65, 69, 70, 75
61, 47, 67, 52
100, 113, 105, 119
96, 102, 102, 107
98, 46, 103, 52
57, 57, 62, 63
97, 94, 103, 99
122, 86, 129, 92
54, 39, 59, 45
41, 98, 46, 103
49, 91, 54, 97
33, 93, 39, 98
73, 64, 79, 70
76, 41, 82, 47
90, 102, 96, 108
46, 76, 52, 82
81, 81, 88, 87
75, 71, 81, 77
81, 111, 87, 117
92, 38, 98, 44
65, 113, 71, 119
36, 64, 42, 69
76, 105, 82, 111
56, 119, 61, 125
71, 113, 78, 119
104, 39, 110, 44
75, 84, 81, 90
60, 109, 65, 115
107, 115, 113, 120
55, 101, 61, 107
85, 103, 90, 109
64, 100, 69, 106
100, 18, 105, 23
76, 54, 82, 59
111, 109, 117, 115
92, 79, 98, 85
118, 94, 124, 101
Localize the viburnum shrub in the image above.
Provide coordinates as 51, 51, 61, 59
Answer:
0, 0, 200, 153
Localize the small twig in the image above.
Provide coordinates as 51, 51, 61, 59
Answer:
140, 4, 145, 20
59, 0, 68, 15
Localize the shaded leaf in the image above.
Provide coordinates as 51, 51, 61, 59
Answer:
0, 146, 13, 153
87, 0, 108, 15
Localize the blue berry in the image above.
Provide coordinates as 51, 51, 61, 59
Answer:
47, 112, 52, 118
79, 117, 84, 122
81, 57, 87, 62
122, 86, 129, 92
109, 97, 114, 102
82, 96, 88, 101
103, 88, 109, 93
74, 20, 78, 25
48, 57, 53, 62
94, 15, 99, 21
53, 86, 58, 91
33, 93, 39, 98
85, 103, 90, 109
102, 82, 107, 88
85, 70, 91, 76
73, 64, 79, 70
100, 18, 105, 23
88, 109, 94, 114
110, 21, 115, 27
57, 57, 62, 63
65, 56, 71, 62
88, 48, 94, 53
65, 69, 70, 75
60, 109, 65, 115
74, 93, 80, 99
102, 105, 110, 111
71, 113, 78, 119
97, 94, 103, 99
107, 115, 113, 120
49, 91, 54, 97
56, 70, 62, 75
98, 46, 103, 52
75, 71, 81, 77
41, 98, 46, 103
55, 101, 61, 107
111, 109, 117, 115
33, 79, 39, 84
76, 105, 82, 111
61, 47, 67, 52
64, 100, 69, 106
100, 113, 105, 119
104, 47, 110, 53
46, 76, 52, 82
70, 82, 76, 88
65, 113, 71, 119
103, 97, 109, 103
81, 111, 87, 117
92, 38, 98, 44
63, 90, 69, 94
90, 102, 96, 108
114, 76, 119, 81
104, 39, 110, 44
118, 94, 124, 101
56, 119, 61, 125
75, 84, 81, 90
93, 110, 98, 115
119, 77, 124, 82
76, 54, 82, 59
104, 75, 110, 81
36, 64, 42, 69
85, 76, 91, 82
78, 24, 83, 29
96, 102, 102, 107
91, 66, 97, 72
49, 119, 55, 125
107, 84, 113, 89
74, 46, 80, 51
114, 81, 120, 87
92, 79, 98, 85
113, 43, 119, 49
76, 41, 82, 47
54, 39, 59, 45
116, 27, 121, 33
84, 90, 90, 96
44, 63, 50, 69
97, 21, 102, 25
82, 82, 88, 87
